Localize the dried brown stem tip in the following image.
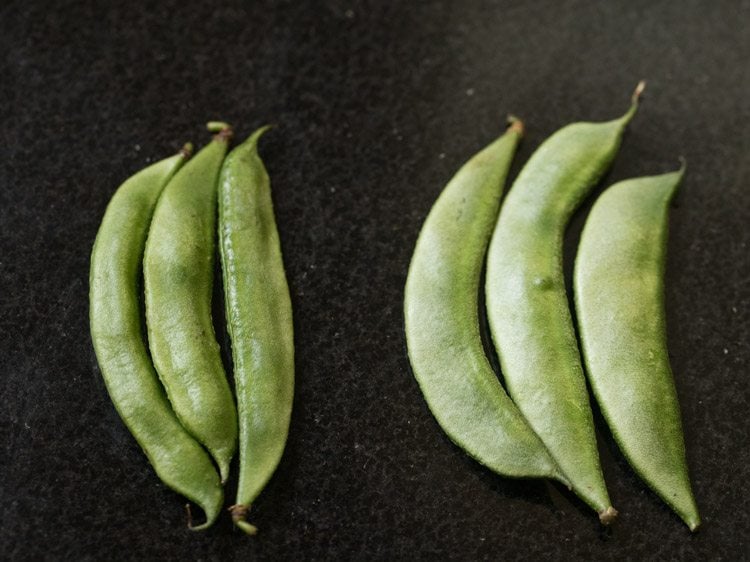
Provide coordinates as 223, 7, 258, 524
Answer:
180, 142, 194, 158
507, 114, 525, 137
214, 127, 233, 142
229, 503, 258, 536
598, 506, 619, 525
632, 80, 646, 103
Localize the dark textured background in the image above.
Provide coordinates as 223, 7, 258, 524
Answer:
1, 0, 748, 559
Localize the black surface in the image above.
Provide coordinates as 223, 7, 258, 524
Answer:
2, 1, 749, 559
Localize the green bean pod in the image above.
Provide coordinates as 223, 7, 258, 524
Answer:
144, 130, 238, 482
485, 85, 644, 523
90, 148, 224, 529
405, 120, 568, 483
574, 167, 700, 530
218, 127, 294, 535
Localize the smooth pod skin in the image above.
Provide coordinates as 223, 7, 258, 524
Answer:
574, 168, 700, 531
90, 149, 224, 530
404, 120, 568, 483
485, 86, 643, 523
218, 127, 294, 535
144, 131, 238, 482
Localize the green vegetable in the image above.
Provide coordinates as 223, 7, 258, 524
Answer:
485, 84, 644, 523
218, 127, 295, 535
405, 119, 568, 482
574, 166, 700, 531
144, 129, 238, 482
90, 147, 224, 529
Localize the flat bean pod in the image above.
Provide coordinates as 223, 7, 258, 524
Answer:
144, 130, 238, 481
405, 120, 568, 482
574, 167, 700, 530
90, 148, 224, 529
218, 127, 295, 535
485, 85, 644, 522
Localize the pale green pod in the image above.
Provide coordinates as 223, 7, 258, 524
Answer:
485, 85, 644, 523
218, 127, 294, 535
405, 120, 568, 484
144, 130, 238, 482
90, 148, 224, 529
574, 167, 700, 531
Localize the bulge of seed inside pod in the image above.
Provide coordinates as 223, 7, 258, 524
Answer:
532, 276, 553, 290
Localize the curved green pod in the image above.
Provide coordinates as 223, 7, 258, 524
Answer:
574, 167, 700, 531
405, 120, 568, 483
144, 130, 238, 482
90, 148, 224, 529
485, 85, 644, 523
218, 127, 295, 535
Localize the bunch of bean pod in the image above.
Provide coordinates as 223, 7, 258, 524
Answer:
405, 82, 701, 531
90, 123, 293, 534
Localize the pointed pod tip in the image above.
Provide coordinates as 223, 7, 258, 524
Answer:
237, 124, 274, 151
219, 463, 230, 484
677, 155, 687, 173
619, 80, 646, 125
252, 123, 275, 140
598, 506, 619, 525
